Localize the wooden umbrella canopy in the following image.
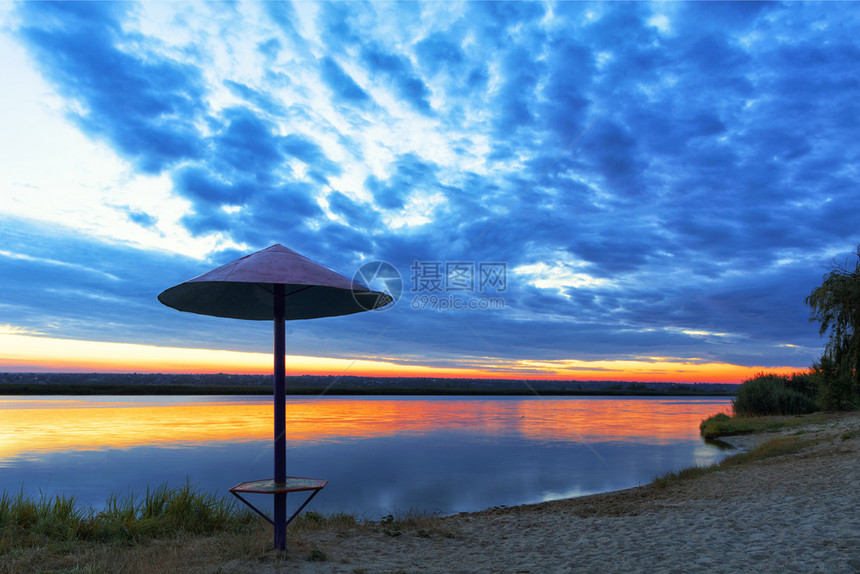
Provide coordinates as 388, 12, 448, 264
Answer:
158, 244, 392, 549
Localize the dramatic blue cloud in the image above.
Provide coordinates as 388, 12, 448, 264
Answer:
415, 33, 464, 76
361, 44, 434, 115
366, 154, 438, 210
319, 57, 371, 105
16, 1, 205, 173
3, 1, 860, 378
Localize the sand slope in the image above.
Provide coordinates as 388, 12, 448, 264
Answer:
231, 414, 860, 573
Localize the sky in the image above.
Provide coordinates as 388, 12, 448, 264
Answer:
1, 1, 858, 383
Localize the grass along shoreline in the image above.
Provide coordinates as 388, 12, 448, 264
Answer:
653, 434, 819, 488
666, 409, 859, 489
3, 411, 857, 573
0, 481, 445, 572
699, 409, 860, 440
0, 481, 256, 548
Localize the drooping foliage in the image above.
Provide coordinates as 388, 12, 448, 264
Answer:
806, 246, 860, 409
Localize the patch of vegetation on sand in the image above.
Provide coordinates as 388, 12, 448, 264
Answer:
653, 434, 819, 489
698, 411, 834, 440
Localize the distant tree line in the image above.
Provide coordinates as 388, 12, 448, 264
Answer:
0, 372, 736, 396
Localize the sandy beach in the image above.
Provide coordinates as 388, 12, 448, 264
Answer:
223, 413, 860, 574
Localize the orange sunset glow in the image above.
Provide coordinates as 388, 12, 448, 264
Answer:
0, 332, 802, 384
0, 396, 732, 461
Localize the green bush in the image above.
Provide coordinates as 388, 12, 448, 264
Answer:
784, 372, 818, 398
732, 373, 818, 417
817, 372, 857, 411
811, 356, 859, 411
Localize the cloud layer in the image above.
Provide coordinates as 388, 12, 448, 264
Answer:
2, 1, 859, 377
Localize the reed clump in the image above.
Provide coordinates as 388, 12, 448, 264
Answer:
0, 481, 255, 550
732, 372, 818, 417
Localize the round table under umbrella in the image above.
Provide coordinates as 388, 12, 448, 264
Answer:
158, 244, 392, 549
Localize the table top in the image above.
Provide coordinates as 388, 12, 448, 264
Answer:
229, 477, 328, 494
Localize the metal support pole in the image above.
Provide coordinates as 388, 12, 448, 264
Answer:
273, 284, 287, 550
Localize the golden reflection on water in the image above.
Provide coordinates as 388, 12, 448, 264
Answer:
0, 396, 731, 461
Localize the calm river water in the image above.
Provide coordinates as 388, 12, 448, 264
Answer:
0, 395, 732, 517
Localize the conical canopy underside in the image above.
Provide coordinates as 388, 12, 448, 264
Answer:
158, 244, 392, 320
